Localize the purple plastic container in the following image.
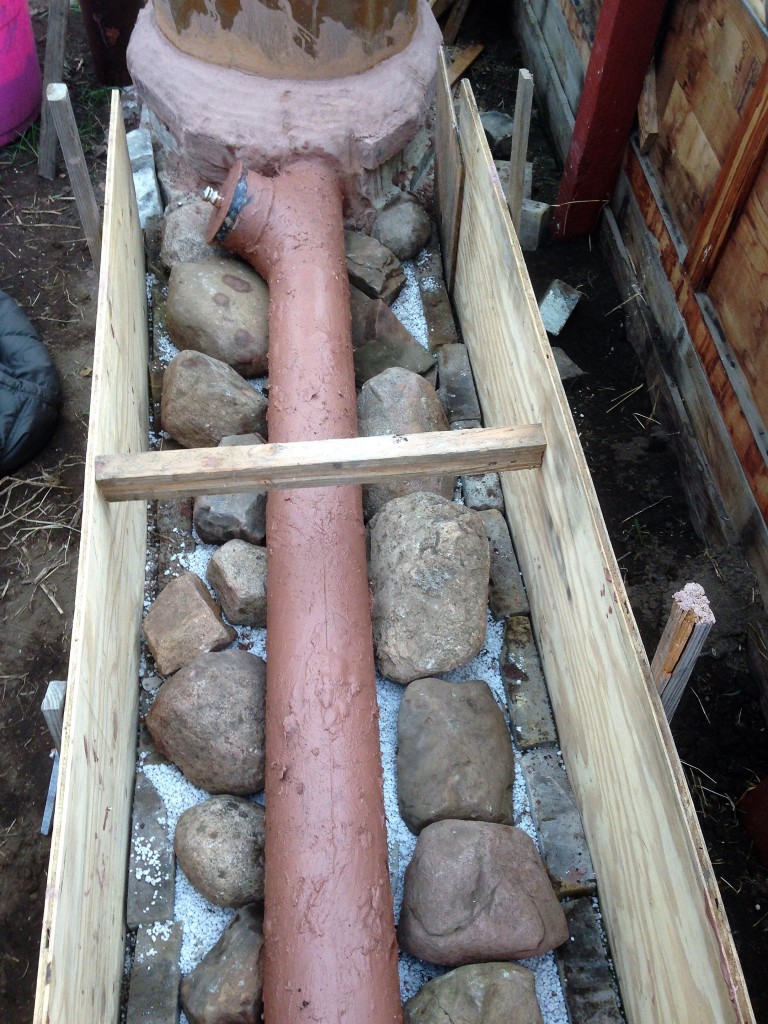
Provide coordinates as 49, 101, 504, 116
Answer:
0, 0, 42, 147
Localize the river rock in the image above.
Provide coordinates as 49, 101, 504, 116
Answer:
397, 677, 514, 834
162, 199, 223, 268
146, 649, 266, 795
345, 230, 405, 304
372, 194, 432, 261
358, 368, 453, 519
404, 962, 543, 1024
175, 796, 265, 908
166, 258, 269, 378
161, 350, 268, 447
143, 572, 236, 677
180, 904, 264, 1024
369, 493, 489, 683
194, 434, 267, 546
398, 820, 568, 965
208, 540, 268, 627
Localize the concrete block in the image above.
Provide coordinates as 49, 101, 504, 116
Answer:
519, 198, 551, 252
520, 744, 596, 898
462, 472, 505, 512
552, 346, 586, 381
127, 129, 163, 228
557, 898, 625, 1024
539, 279, 582, 336
438, 343, 482, 423
479, 510, 529, 619
127, 772, 175, 928
450, 419, 482, 431
501, 616, 557, 748
126, 921, 183, 1024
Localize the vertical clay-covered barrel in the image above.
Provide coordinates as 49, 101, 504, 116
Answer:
151, 0, 419, 79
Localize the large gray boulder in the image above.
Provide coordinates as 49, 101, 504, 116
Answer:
193, 433, 267, 546
175, 796, 265, 908
146, 649, 266, 796
180, 904, 264, 1024
161, 350, 268, 447
166, 258, 269, 378
404, 962, 543, 1024
398, 820, 568, 966
397, 677, 514, 833
369, 493, 490, 683
358, 367, 453, 520
208, 540, 268, 627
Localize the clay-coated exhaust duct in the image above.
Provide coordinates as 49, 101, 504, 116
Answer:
206, 159, 402, 1024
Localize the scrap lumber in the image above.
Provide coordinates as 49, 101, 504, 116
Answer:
442, 0, 471, 45
95, 425, 547, 502
507, 69, 534, 231
46, 83, 102, 270
651, 583, 715, 721
435, 49, 465, 292
41, 680, 66, 752
37, 0, 69, 179
447, 43, 484, 86
637, 63, 659, 155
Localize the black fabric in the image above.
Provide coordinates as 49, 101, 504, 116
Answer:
0, 290, 62, 475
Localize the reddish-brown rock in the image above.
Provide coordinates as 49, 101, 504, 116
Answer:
143, 572, 236, 677
160, 350, 268, 447
397, 677, 514, 833
146, 649, 266, 795
398, 820, 568, 966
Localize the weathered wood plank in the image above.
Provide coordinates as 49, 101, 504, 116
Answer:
435, 48, 464, 292
512, 0, 575, 163
686, 60, 768, 288
539, 0, 585, 114
455, 77, 755, 1024
447, 42, 484, 85
624, 146, 768, 515
95, 425, 547, 502
34, 92, 148, 1024
37, 0, 69, 179
507, 69, 534, 231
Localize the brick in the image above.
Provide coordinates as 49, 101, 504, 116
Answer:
520, 744, 595, 898
414, 231, 460, 351
437, 343, 482, 423
478, 510, 529, 619
557, 898, 625, 1024
127, 773, 175, 929
501, 616, 556, 748
126, 921, 183, 1024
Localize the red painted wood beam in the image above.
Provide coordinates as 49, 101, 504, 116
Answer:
552, 0, 667, 239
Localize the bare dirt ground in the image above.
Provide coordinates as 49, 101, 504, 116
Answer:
1, 4, 766, 1022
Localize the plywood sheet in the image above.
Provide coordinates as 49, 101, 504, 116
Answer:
34, 92, 149, 1024
454, 77, 754, 1024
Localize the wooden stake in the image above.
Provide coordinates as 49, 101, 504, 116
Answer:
37, 0, 70, 179
507, 69, 534, 232
651, 583, 715, 721
443, 0, 471, 45
41, 679, 67, 752
46, 83, 102, 271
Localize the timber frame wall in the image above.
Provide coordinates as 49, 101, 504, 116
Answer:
36, 69, 753, 1023
515, 0, 768, 604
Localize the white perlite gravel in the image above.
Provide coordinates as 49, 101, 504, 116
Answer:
139, 265, 569, 1022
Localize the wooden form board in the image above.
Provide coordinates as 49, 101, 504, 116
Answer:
34, 93, 149, 1024
435, 49, 464, 292
95, 425, 546, 502
451, 77, 754, 1024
